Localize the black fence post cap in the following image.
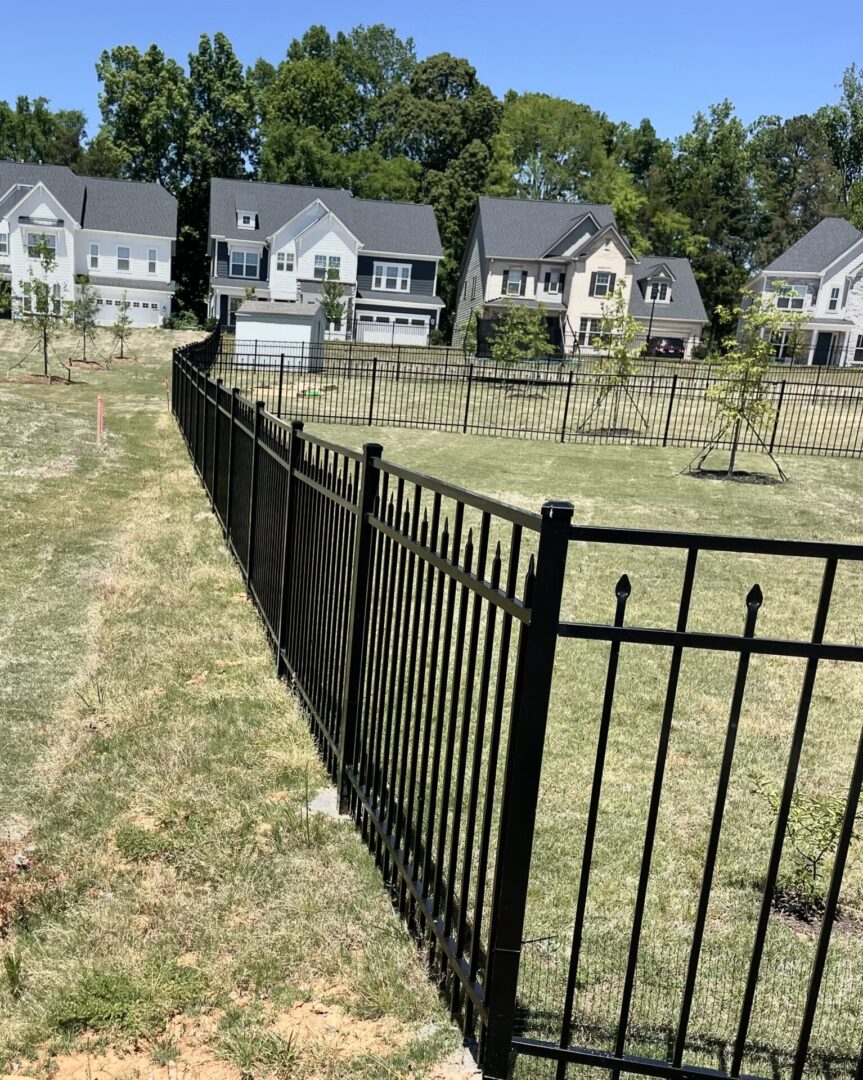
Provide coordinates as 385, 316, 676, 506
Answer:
541, 500, 574, 521
363, 442, 384, 457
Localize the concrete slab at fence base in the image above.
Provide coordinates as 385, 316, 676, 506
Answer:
308, 786, 340, 818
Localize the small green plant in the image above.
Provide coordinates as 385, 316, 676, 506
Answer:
487, 299, 551, 365
72, 275, 100, 365
4, 949, 23, 999
114, 821, 174, 863
751, 774, 858, 910
216, 1005, 298, 1079
16, 236, 70, 378
111, 292, 133, 360
150, 1035, 180, 1066
595, 281, 643, 385
319, 268, 346, 333
701, 282, 808, 476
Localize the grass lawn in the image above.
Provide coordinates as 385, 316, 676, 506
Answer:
308, 422, 863, 1079
0, 325, 460, 1080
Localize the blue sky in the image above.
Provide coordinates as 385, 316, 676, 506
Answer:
3, 0, 861, 141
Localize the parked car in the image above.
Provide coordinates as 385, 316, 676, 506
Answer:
646, 337, 686, 358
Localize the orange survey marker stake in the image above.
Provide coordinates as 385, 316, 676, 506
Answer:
97, 396, 105, 445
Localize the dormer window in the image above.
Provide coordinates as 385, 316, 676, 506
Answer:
776, 284, 806, 310
649, 282, 670, 302
238, 212, 255, 230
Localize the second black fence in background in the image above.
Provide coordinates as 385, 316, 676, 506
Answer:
209, 341, 863, 458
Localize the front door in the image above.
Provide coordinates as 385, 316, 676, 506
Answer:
812, 331, 833, 366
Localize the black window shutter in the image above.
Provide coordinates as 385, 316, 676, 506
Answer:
608, 272, 617, 294
560, 271, 566, 292
502, 270, 509, 294
589, 271, 598, 296
520, 270, 528, 296
544, 271, 551, 288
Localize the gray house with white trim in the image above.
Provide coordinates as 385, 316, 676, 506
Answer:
208, 179, 444, 345
745, 218, 863, 366
453, 196, 707, 357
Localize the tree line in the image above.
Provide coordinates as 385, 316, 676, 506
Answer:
2, 26, 862, 335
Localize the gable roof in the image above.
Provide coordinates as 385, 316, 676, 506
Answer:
210, 178, 443, 257
475, 195, 617, 258
629, 257, 708, 324
0, 161, 177, 236
764, 218, 863, 273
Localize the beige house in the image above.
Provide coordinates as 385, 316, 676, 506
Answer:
453, 196, 708, 358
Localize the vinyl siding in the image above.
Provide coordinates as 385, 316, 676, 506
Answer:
453, 237, 482, 339
78, 230, 172, 282
356, 255, 435, 296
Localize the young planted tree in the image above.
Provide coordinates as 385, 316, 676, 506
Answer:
319, 268, 346, 335
692, 282, 808, 478
579, 281, 646, 433
71, 275, 100, 363
111, 292, 133, 361
16, 236, 69, 379
487, 299, 551, 365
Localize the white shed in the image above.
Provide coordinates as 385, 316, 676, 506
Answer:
234, 300, 325, 369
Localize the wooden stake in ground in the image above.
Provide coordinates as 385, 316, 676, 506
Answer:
96, 396, 105, 445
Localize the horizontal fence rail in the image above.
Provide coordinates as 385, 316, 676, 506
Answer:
173, 334, 863, 1080
208, 339, 863, 459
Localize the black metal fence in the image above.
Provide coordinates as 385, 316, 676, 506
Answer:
208, 340, 863, 458
173, 336, 863, 1080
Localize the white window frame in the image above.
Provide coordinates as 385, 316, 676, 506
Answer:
776, 284, 806, 310
0, 232, 10, 256
649, 282, 670, 302
148, 248, 157, 274
230, 249, 259, 279
578, 317, 605, 347
89, 242, 99, 269
828, 286, 840, 312
593, 271, 612, 298
771, 329, 799, 361
117, 245, 130, 272
504, 268, 524, 296
27, 231, 57, 258
854, 334, 863, 365
314, 254, 328, 280
52, 283, 61, 316
327, 255, 341, 279
276, 250, 295, 273
543, 269, 564, 295
372, 261, 411, 292
238, 212, 255, 230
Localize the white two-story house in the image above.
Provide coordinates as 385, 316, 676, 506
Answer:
746, 218, 863, 366
208, 179, 445, 345
0, 162, 177, 325
453, 196, 708, 358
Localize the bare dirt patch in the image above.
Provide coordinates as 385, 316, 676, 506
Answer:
270, 998, 409, 1059
4, 375, 79, 386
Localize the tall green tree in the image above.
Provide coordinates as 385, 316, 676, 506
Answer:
749, 114, 842, 267
181, 32, 257, 314
492, 92, 614, 200
95, 44, 190, 190
819, 63, 863, 226
0, 96, 87, 165
669, 101, 760, 333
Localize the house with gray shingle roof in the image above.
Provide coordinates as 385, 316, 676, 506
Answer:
453, 195, 708, 358
0, 161, 177, 326
208, 178, 444, 344
745, 218, 863, 366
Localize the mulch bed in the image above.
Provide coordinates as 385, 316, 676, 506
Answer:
688, 468, 783, 486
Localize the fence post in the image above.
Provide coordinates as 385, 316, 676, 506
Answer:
482, 500, 573, 1080
277, 353, 285, 417
768, 379, 786, 455
462, 362, 474, 434
201, 373, 210, 483
337, 440, 384, 814
211, 378, 223, 508
224, 388, 238, 543
662, 374, 678, 447
368, 356, 378, 426
276, 420, 304, 679
560, 369, 574, 443
245, 401, 264, 584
